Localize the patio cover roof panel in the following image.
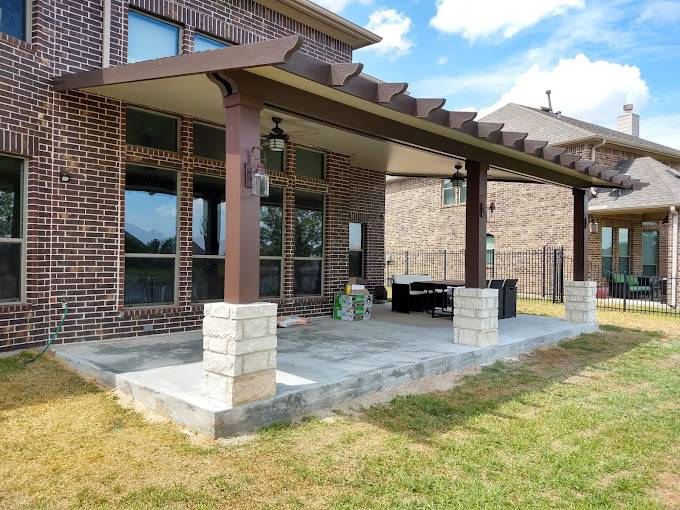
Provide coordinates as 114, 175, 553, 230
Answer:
54, 36, 643, 190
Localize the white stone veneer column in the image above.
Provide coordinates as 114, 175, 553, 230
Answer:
564, 281, 597, 324
202, 302, 277, 406
453, 288, 499, 346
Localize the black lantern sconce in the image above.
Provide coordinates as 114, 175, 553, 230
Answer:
266, 117, 288, 152
450, 162, 466, 188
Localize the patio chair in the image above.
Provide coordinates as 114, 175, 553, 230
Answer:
391, 274, 431, 313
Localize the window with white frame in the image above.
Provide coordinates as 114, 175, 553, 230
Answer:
601, 226, 613, 277
0, 0, 30, 41
294, 191, 324, 295
642, 230, 658, 276
192, 175, 225, 302
127, 10, 180, 63
260, 186, 284, 297
0, 155, 23, 303
124, 165, 177, 306
442, 178, 466, 206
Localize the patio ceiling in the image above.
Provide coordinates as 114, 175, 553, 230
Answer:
55, 36, 643, 190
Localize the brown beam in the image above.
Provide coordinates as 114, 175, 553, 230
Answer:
573, 188, 588, 281
223, 93, 264, 303
465, 161, 489, 288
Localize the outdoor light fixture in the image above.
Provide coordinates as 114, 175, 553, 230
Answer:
266, 117, 288, 152
451, 162, 466, 188
589, 217, 599, 233
59, 171, 71, 183
489, 202, 496, 214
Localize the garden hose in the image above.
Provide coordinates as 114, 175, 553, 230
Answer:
23, 303, 68, 365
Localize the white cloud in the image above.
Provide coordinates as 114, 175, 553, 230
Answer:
639, 113, 680, 151
479, 54, 650, 124
637, 0, 680, 23
430, 0, 585, 40
361, 9, 413, 58
437, 56, 448, 65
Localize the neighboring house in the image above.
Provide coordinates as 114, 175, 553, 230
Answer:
386, 103, 680, 299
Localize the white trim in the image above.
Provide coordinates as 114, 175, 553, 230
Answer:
24, 0, 32, 41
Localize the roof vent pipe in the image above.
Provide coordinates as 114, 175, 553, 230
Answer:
545, 90, 553, 113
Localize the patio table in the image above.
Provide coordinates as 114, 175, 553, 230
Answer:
410, 280, 465, 318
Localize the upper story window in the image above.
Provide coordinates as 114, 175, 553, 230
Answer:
194, 33, 229, 52
126, 107, 179, 152
263, 147, 284, 173
127, 10, 180, 63
0, 154, 24, 303
442, 179, 466, 206
295, 147, 325, 180
0, 0, 29, 41
193, 122, 225, 160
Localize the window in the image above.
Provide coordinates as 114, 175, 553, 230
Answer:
193, 122, 225, 160
127, 10, 180, 63
192, 175, 225, 301
642, 230, 658, 276
126, 107, 179, 152
486, 234, 495, 268
263, 146, 284, 173
601, 226, 613, 277
295, 147, 325, 179
194, 33, 228, 52
618, 228, 629, 274
349, 223, 365, 278
0, 155, 23, 303
260, 187, 284, 297
442, 179, 466, 206
0, 0, 28, 40
294, 191, 324, 295
124, 165, 177, 305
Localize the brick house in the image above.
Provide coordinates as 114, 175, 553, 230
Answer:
386, 103, 680, 300
0, 0, 637, 354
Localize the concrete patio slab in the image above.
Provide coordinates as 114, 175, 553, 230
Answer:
52, 305, 597, 437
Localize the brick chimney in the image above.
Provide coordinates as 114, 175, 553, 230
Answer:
617, 104, 639, 137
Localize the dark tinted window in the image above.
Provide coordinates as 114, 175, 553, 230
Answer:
125, 165, 177, 254
192, 175, 225, 255
0, 156, 22, 238
126, 108, 178, 152
0, 0, 26, 40
260, 259, 281, 298
192, 258, 224, 301
294, 191, 324, 258
127, 11, 179, 63
124, 257, 175, 305
193, 122, 225, 160
0, 243, 21, 302
294, 260, 322, 295
349, 223, 364, 278
295, 147, 325, 179
260, 187, 283, 257
263, 147, 284, 172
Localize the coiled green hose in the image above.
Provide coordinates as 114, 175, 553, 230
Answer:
23, 303, 68, 365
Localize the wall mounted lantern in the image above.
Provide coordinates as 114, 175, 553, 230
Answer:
59, 171, 71, 183
589, 217, 599, 233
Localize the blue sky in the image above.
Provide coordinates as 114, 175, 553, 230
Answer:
313, 0, 680, 149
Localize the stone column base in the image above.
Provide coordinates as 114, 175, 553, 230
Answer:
202, 302, 277, 406
564, 281, 597, 324
453, 288, 499, 346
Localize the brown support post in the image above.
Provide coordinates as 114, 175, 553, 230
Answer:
465, 160, 489, 288
573, 188, 588, 281
223, 93, 264, 303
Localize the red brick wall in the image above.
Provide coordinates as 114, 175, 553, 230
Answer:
0, 0, 382, 351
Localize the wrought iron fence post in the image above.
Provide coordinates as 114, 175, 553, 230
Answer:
405, 251, 409, 275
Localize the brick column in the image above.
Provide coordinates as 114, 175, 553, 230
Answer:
202, 302, 278, 406
453, 288, 499, 346
564, 281, 597, 324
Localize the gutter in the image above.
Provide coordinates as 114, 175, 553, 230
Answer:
672, 206, 678, 307
591, 138, 606, 162
102, 0, 111, 67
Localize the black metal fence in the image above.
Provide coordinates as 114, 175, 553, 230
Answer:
385, 248, 680, 317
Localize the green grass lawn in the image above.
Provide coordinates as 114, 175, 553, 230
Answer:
1, 313, 679, 509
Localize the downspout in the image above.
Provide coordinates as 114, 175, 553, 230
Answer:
591, 138, 606, 162
102, 0, 111, 67
671, 206, 678, 307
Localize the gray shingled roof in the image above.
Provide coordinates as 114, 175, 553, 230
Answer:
589, 157, 680, 211
481, 103, 680, 160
